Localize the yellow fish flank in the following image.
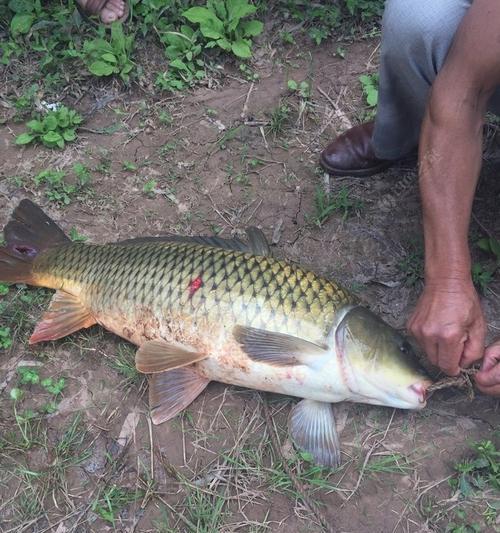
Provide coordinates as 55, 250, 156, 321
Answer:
0, 200, 433, 466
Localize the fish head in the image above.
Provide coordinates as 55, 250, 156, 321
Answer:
335, 306, 432, 409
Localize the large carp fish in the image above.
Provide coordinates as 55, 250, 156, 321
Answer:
0, 200, 432, 466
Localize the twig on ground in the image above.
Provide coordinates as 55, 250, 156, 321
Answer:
241, 82, 254, 120
317, 86, 352, 131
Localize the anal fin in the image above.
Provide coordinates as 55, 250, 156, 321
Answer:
149, 368, 209, 424
29, 290, 96, 344
288, 399, 341, 467
136, 340, 207, 373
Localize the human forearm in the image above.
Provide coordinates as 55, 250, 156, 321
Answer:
418, 79, 485, 281
408, 76, 489, 375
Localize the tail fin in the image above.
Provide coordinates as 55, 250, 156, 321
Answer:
0, 199, 69, 283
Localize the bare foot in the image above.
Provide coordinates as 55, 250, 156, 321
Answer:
76, 0, 126, 23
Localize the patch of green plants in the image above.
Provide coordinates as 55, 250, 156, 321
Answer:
16, 106, 83, 149
472, 263, 494, 294
0, 326, 13, 349
365, 453, 413, 475
91, 485, 143, 525
398, 241, 424, 286
183, 0, 264, 59
446, 509, 481, 533
79, 22, 135, 82
477, 235, 500, 264
105, 343, 143, 387
451, 440, 500, 497
274, 0, 383, 46
360, 72, 378, 108
33, 164, 91, 205
69, 227, 88, 242
309, 185, 363, 227
287, 79, 311, 99
267, 102, 291, 137
156, 25, 206, 91
143, 179, 158, 197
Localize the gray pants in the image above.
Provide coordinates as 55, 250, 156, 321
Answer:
372, 0, 500, 160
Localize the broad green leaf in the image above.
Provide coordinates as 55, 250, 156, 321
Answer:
89, 60, 115, 76
121, 63, 133, 74
57, 115, 70, 128
170, 58, 188, 71
16, 133, 35, 145
43, 115, 58, 131
62, 129, 76, 142
366, 90, 378, 107
216, 38, 231, 51
8, 0, 34, 14
242, 19, 263, 37
491, 238, 500, 260
209, 0, 227, 21
227, 0, 256, 31
42, 131, 63, 145
101, 53, 118, 63
10, 13, 35, 36
200, 26, 223, 40
26, 119, 44, 133
183, 7, 216, 25
231, 39, 251, 58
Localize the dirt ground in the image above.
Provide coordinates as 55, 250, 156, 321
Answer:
1, 31, 500, 533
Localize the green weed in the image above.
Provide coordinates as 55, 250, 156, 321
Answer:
69, 227, 88, 242
451, 440, 500, 497
143, 179, 158, 197
0, 326, 13, 349
309, 185, 362, 227
79, 22, 135, 82
106, 343, 143, 387
287, 79, 311, 99
472, 263, 494, 294
33, 167, 91, 206
156, 25, 206, 91
267, 103, 291, 137
365, 453, 413, 475
16, 106, 83, 149
360, 73, 378, 108
179, 485, 227, 533
91, 485, 143, 524
183, 0, 264, 59
477, 236, 500, 263
398, 242, 424, 287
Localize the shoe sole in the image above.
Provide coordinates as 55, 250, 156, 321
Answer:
319, 153, 393, 177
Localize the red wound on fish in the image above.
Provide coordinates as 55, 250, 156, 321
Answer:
188, 276, 203, 297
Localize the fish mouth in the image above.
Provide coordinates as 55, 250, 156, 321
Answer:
407, 380, 432, 408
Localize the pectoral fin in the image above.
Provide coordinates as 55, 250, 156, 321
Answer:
149, 368, 210, 424
233, 325, 327, 366
29, 290, 96, 344
288, 399, 341, 467
136, 340, 207, 374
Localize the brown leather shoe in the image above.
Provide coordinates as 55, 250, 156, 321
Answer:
320, 122, 393, 177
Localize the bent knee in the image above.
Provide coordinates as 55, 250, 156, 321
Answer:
383, 0, 470, 51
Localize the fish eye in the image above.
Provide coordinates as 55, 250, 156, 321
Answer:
399, 340, 412, 355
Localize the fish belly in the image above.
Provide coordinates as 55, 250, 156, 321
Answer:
93, 309, 349, 404
196, 353, 349, 404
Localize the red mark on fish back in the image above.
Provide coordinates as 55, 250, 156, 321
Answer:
188, 276, 203, 298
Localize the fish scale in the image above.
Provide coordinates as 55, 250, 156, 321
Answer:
33, 240, 355, 343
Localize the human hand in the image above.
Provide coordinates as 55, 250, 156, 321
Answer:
407, 279, 486, 376
475, 340, 500, 396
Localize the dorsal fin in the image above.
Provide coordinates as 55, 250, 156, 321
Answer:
112, 227, 272, 256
